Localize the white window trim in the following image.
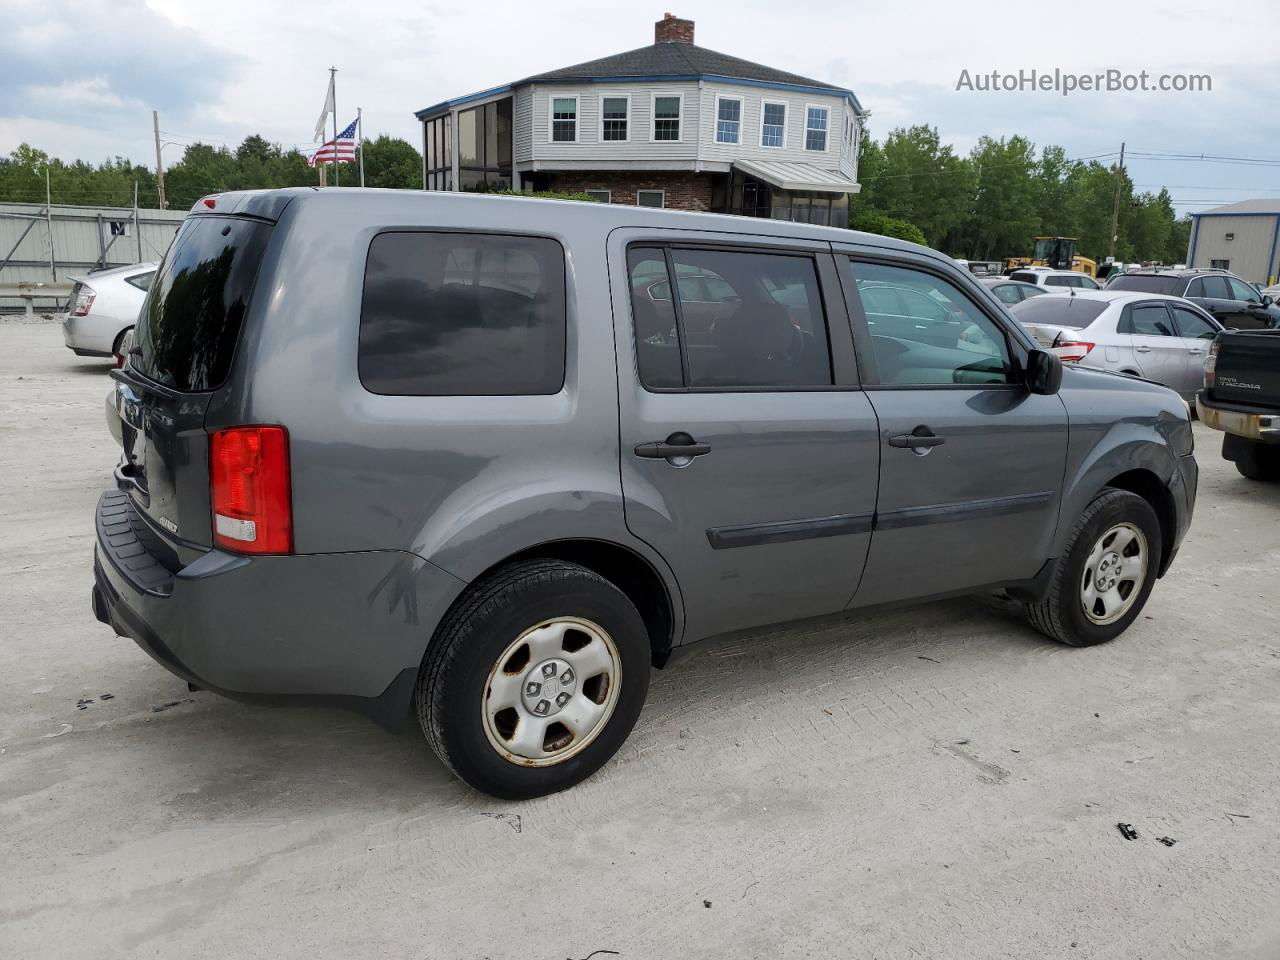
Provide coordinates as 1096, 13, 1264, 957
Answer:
584, 189, 612, 203
548, 94, 579, 144
803, 103, 831, 153
598, 93, 631, 144
714, 94, 743, 145
760, 99, 788, 149
636, 189, 665, 208
649, 92, 683, 144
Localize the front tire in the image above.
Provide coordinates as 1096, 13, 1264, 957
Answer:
1025, 488, 1162, 646
416, 559, 650, 799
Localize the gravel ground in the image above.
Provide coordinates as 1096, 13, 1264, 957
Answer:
2, 320, 1279, 959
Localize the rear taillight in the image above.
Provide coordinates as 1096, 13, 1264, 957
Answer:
1204, 341, 1219, 389
1052, 336, 1095, 363
71, 284, 96, 317
210, 426, 292, 554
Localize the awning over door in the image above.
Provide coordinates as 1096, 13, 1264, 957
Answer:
733, 159, 861, 194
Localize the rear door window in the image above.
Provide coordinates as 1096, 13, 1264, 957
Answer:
359, 232, 566, 396
1198, 276, 1231, 299
1125, 304, 1176, 336
134, 216, 273, 391
627, 246, 833, 390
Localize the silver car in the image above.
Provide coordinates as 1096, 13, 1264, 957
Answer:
63, 262, 158, 359
1010, 290, 1222, 400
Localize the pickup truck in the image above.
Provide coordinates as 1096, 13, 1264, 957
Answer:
1197, 329, 1280, 480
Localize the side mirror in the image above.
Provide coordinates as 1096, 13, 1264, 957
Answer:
1025, 349, 1063, 395
1263, 294, 1274, 307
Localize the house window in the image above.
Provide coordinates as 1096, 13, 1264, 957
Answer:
805, 107, 828, 151
761, 102, 786, 147
716, 97, 741, 144
584, 189, 611, 203
601, 96, 628, 142
423, 114, 452, 190
653, 95, 681, 141
636, 190, 665, 208
1210, 258, 1230, 270
551, 97, 577, 142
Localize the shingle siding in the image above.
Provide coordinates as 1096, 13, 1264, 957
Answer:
514, 87, 534, 163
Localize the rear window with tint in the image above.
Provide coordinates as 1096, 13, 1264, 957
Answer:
1009, 271, 1041, 285
134, 216, 272, 391
1107, 275, 1184, 295
1010, 296, 1109, 328
359, 232, 566, 396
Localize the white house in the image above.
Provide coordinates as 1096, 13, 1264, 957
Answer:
415, 14, 867, 226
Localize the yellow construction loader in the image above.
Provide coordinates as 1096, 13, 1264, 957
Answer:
1004, 237, 1097, 278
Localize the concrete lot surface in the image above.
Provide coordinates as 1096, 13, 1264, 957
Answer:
2, 320, 1279, 959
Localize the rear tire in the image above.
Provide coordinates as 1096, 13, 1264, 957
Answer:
1233, 441, 1280, 482
416, 559, 650, 799
1025, 488, 1162, 647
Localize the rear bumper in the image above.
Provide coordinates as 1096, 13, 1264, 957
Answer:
91, 490, 466, 727
1196, 392, 1280, 443
62, 313, 124, 355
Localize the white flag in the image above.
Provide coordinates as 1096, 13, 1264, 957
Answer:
314, 74, 335, 141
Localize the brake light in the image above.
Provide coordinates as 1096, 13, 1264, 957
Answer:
1204, 341, 1219, 389
210, 426, 292, 554
71, 285, 96, 317
1052, 337, 1095, 363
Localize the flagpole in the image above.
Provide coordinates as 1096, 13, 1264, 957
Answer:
330, 66, 339, 187
358, 107, 365, 187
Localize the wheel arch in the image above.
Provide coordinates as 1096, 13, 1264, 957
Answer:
1099, 468, 1177, 576
447, 538, 682, 669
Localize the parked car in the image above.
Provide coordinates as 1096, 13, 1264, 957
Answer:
1008, 268, 1102, 291
1009, 290, 1222, 400
94, 189, 1197, 799
979, 276, 1053, 305
1197, 328, 1280, 480
61, 262, 157, 358
1107, 268, 1280, 330
1258, 282, 1280, 301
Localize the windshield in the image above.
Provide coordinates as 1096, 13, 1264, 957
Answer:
1010, 296, 1110, 328
134, 216, 272, 391
1107, 275, 1184, 295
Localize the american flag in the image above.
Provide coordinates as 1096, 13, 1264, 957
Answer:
308, 118, 358, 166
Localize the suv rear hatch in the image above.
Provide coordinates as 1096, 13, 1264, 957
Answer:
111, 212, 273, 564
1208, 328, 1280, 407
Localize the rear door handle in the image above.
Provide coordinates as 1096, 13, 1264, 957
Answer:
1134, 345, 1152, 353
634, 432, 711, 460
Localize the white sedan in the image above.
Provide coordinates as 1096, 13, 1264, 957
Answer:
1009, 290, 1223, 401
62, 262, 157, 360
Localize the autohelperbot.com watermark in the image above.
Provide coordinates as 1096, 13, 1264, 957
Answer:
956, 68, 1211, 96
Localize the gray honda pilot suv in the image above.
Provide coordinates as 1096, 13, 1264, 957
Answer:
94, 189, 1198, 798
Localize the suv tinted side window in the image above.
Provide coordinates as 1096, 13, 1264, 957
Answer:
359, 232, 566, 396
846, 260, 1013, 386
1228, 278, 1261, 303
628, 246, 833, 389
1198, 276, 1231, 299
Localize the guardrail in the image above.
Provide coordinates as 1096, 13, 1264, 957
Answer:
0, 281, 74, 317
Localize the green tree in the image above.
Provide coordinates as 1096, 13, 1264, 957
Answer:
852, 125, 973, 249
964, 136, 1040, 260
849, 209, 927, 245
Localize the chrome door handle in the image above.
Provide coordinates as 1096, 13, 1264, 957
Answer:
1188, 348, 1204, 356
1134, 345, 1152, 353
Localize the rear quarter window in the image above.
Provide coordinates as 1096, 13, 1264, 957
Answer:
358, 232, 566, 396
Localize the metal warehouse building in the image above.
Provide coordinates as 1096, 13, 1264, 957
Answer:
1187, 198, 1280, 286
1, 202, 185, 309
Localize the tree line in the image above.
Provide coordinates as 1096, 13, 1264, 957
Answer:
2, 124, 1193, 265
850, 125, 1192, 266
0, 135, 422, 211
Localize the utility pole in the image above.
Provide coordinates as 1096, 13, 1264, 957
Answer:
153, 110, 167, 210
133, 181, 143, 263
1108, 141, 1125, 261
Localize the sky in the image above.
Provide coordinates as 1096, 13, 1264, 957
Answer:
2, 0, 1278, 216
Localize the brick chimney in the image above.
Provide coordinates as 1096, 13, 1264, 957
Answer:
655, 13, 694, 44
